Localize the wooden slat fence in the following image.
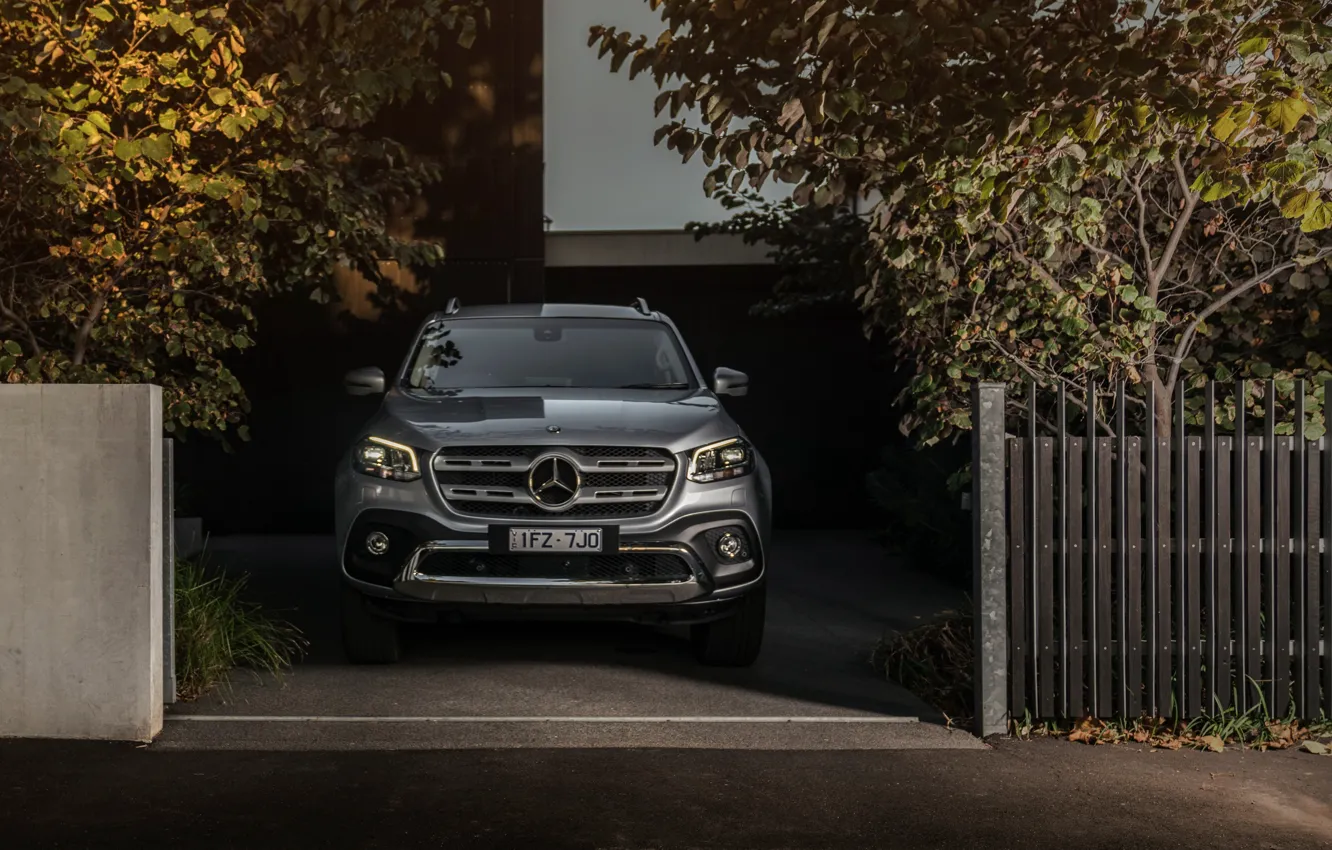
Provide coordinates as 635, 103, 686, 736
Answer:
980, 380, 1331, 723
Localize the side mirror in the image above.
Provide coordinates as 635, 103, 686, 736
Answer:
344, 366, 386, 397
713, 367, 749, 397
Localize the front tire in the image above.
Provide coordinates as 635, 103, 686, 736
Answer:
691, 585, 766, 667
341, 585, 402, 664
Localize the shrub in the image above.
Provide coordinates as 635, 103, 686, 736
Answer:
174, 556, 306, 701
872, 603, 973, 727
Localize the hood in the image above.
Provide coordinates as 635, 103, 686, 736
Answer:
364, 387, 740, 454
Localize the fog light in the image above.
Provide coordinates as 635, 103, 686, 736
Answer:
715, 532, 744, 560
364, 531, 391, 556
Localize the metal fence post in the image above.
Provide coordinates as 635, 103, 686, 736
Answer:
973, 382, 1009, 736
162, 438, 176, 706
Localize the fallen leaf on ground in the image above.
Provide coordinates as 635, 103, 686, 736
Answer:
1154, 738, 1183, 750
1200, 735, 1225, 753
1299, 740, 1330, 755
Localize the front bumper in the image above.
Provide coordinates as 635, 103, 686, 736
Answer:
340, 508, 764, 605
336, 458, 770, 616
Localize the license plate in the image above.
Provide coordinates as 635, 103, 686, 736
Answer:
507, 528, 604, 553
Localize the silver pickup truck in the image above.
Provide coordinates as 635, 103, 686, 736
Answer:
334, 299, 772, 667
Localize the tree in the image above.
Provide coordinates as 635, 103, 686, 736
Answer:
0, 0, 485, 435
687, 188, 869, 317
593, 0, 1332, 442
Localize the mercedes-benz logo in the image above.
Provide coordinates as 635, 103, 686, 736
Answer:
527, 454, 580, 510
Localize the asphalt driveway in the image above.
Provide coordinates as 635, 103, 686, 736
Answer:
3, 739, 1330, 849
163, 531, 978, 750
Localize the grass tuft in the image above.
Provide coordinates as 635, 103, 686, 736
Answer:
174, 555, 307, 701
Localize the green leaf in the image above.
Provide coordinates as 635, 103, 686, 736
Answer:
3, 340, 21, 356
1132, 103, 1152, 130
1266, 96, 1308, 134
218, 114, 244, 140
1282, 190, 1317, 218
1075, 105, 1100, 141
1202, 180, 1237, 202
121, 77, 151, 93
87, 112, 112, 134
1237, 36, 1270, 57
89, 4, 115, 21
207, 87, 233, 106
158, 109, 179, 130
1302, 201, 1332, 233
113, 138, 141, 161
1211, 110, 1238, 143
1050, 155, 1079, 189
141, 134, 173, 162
1266, 160, 1305, 184
191, 28, 213, 50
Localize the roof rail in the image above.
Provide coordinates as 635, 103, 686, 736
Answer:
445, 297, 462, 315
631, 297, 650, 316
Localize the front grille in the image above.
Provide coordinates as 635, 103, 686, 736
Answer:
569, 446, 665, 458
416, 551, 693, 583
434, 445, 677, 520
449, 500, 659, 519
439, 446, 528, 457
436, 470, 670, 489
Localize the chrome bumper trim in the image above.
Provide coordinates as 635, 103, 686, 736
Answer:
392, 540, 709, 605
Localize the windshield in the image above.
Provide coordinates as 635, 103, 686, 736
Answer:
404, 317, 696, 391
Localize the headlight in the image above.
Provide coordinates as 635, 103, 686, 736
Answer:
354, 436, 421, 482
688, 437, 754, 483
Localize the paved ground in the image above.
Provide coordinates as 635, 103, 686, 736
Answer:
163, 531, 976, 750
2, 738, 1331, 849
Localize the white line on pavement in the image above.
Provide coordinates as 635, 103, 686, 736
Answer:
167, 715, 919, 724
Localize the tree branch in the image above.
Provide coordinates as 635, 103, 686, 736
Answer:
1080, 240, 1133, 272
71, 292, 107, 367
1130, 170, 1154, 271
1151, 152, 1201, 294
1164, 247, 1332, 392
0, 300, 42, 358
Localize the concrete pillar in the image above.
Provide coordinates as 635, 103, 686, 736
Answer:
0, 385, 164, 742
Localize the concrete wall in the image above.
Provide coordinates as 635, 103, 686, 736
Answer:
0, 385, 164, 742
543, 0, 789, 232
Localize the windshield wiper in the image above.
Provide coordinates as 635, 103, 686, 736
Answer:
618, 382, 690, 390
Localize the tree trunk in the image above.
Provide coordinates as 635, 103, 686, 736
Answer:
71, 292, 107, 367
1142, 361, 1171, 435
